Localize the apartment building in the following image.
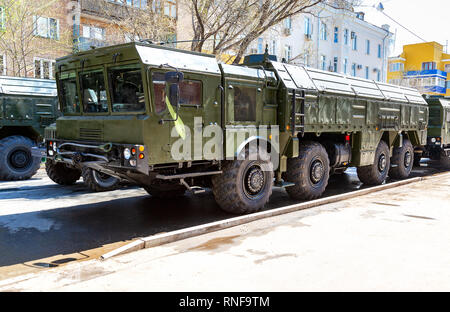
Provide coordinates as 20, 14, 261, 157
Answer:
388, 42, 450, 96
247, 4, 393, 82
0, 0, 178, 79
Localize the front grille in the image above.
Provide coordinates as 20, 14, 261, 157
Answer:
44, 127, 56, 140
79, 128, 103, 141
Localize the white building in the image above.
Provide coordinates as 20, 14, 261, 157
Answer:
247, 4, 394, 82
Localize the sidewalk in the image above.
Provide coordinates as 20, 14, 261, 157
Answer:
1, 173, 450, 292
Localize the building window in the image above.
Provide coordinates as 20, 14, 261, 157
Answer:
445, 64, 450, 73
378, 44, 382, 58
304, 52, 309, 67
82, 25, 105, 40
110, 0, 149, 9
365, 66, 369, 79
33, 16, 59, 40
164, 0, 177, 18
376, 69, 381, 81
351, 32, 357, 50
366, 40, 370, 55
34, 58, 55, 79
321, 55, 326, 71
333, 57, 338, 72
0, 7, 5, 30
304, 17, 311, 37
343, 58, 348, 74
284, 45, 292, 61
257, 38, 263, 54
422, 62, 436, 70
320, 22, 327, 41
0, 54, 5, 75
271, 40, 277, 55
284, 17, 292, 31
351, 63, 356, 76
446, 81, 450, 89
334, 27, 338, 43
344, 29, 349, 45
389, 62, 404, 72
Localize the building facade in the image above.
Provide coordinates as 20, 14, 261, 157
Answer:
246, 4, 393, 82
0, 0, 178, 79
388, 42, 450, 96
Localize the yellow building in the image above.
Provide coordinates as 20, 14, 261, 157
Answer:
387, 42, 450, 96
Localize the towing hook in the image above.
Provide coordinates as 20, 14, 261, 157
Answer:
99, 143, 113, 153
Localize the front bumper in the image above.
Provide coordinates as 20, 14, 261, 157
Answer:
46, 140, 149, 175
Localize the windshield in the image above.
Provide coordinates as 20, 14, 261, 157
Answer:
80, 70, 108, 113
109, 65, 145, 113
59, 72, 80, 114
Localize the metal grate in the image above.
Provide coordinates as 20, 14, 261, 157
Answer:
79, 128, 103, 141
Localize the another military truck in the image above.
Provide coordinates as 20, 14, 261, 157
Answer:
0, 76, 59, 180
415, 96, 450, 167
45, 42, 428, 214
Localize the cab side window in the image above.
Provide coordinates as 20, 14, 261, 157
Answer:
234, 86, 256, 121
152, 72, 167, 114
179, 80, 202, 107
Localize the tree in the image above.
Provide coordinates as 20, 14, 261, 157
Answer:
0, 0, 72, 77
92, 0, 177, 46
185, 0, 361, 64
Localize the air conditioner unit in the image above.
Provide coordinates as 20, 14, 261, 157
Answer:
373, 68, 379, 72
284, 28, 292, 36
305, 33, 312, 40
351, 32, 355, 39
357, 64, 363, 70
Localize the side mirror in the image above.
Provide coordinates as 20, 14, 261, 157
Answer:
168, 84, 180, 108
165, 71, 184, 84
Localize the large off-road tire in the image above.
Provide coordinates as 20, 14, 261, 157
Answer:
0, 136, 41, 181
212, 149, 274, 214
357, 140, 390, 185
143, 181, 186, 199
389, 139, 414, 179
82, 168, 120, 192
284, 141, 330, 201
45, 159, 81, 185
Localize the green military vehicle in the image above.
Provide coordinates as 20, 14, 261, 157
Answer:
45, 42, 428, 214
0, 76, 59, 180
415, 96, 450, 167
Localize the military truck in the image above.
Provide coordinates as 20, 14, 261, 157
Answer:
0, 76, 59, 180
45, 42, 428, 214
415, 96, 450, 167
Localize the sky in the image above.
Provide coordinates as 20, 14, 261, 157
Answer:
354, 0, 450, 56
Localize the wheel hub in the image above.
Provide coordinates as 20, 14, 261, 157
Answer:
378, 154, 387, 172
310, 160, 324, 184
9, 149, 31, 170
247, 167, 265, 194
404, 151, 412, 168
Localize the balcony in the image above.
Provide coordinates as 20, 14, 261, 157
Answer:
74, 37, 108, 52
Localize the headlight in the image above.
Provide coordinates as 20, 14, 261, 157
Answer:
48, 150, 54, 156
53, 143, 57, 152
124, 148, 131, 160
431, 138, 436, 143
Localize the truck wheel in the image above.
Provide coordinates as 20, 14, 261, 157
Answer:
212, 148, 274, 214
143, 182, 186, 199
389, 139, 414, 179
0, 136, 41, 181
357, 140, 390, 185
45, 159, 81, 185
82, 168, 120, 192
284, 141, 330, 200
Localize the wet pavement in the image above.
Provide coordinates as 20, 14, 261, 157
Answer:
0, 161, 448, 281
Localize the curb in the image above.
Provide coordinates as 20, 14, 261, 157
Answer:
101, 172, 450, 260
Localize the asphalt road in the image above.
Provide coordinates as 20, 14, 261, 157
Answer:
0, 161, 447, 281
